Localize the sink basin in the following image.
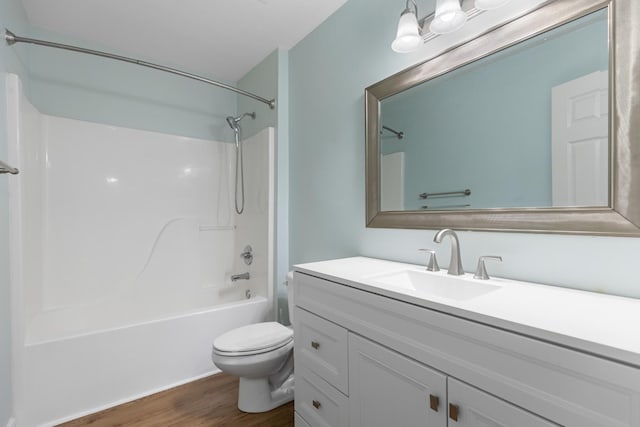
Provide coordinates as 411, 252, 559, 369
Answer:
368, 269, 501, 301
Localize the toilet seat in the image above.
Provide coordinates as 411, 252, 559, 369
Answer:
213, 322, 293, 356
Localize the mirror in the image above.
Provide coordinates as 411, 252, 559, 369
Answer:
366, 0, 640, 236
380, 10, 608, 211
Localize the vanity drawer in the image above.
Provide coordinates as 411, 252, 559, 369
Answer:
295, 412, 311, 427
295, 365, 349, 427
448, 378, 559, 427
294, 306, 349, 394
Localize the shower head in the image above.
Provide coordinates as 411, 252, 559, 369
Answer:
226, 116, 239, 132
226, 112, 256, 132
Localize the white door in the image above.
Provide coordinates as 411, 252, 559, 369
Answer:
551, 70, 608, 207
349, 333, 447, 427
448, 378, 559, 427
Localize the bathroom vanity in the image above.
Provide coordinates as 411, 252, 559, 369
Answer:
292, 257, 640, 427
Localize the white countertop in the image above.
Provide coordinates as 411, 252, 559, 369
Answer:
294, 256, 640, 368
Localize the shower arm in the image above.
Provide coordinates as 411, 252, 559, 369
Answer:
4, 29, 276, 110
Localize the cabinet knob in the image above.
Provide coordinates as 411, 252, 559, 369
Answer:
312, 399, 321, 409
449, 403, 459, 421
311, 341, 320, 350
429, 394, 439, 411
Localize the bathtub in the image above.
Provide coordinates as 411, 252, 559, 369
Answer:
21, 296, 269, 426
6, 74, 276, 427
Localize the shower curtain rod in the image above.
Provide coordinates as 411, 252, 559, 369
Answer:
4, 29, 276, 110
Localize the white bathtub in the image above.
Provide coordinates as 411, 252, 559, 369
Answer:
21, 296, 269, 427
6, 74, 276, 427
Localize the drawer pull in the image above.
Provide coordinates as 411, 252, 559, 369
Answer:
449, 403, 459, 421
311, 341, 320, 350
312, 399, 322, 409
429, 394, 439, 412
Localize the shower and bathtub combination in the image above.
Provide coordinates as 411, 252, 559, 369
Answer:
6, 72, 276, 426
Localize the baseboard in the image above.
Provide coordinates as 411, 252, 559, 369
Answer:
6, 417, 16, 427
41, 369, 221, 427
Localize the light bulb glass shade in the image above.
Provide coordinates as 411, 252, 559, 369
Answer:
429, 0, 467, 34
391, 10, 422, 53
475, 0, 511, 10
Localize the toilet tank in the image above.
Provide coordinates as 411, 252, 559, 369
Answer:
286, 271, 295, 325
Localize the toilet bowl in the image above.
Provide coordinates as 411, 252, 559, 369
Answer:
211, 272, 296, 413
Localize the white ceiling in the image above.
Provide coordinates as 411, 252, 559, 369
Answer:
20, 0, 349, 83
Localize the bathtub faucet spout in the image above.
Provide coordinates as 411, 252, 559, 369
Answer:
231, 272, 250, 282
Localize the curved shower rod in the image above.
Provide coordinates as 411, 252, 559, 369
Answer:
4, 29, 276, 110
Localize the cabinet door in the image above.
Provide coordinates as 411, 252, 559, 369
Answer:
448, 378, 559, 427
349, 333, 447, 427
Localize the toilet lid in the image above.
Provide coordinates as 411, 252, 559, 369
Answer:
213, 322, 293, 354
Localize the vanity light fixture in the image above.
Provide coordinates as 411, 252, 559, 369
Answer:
391, 0, 512, 52
475, 0, 511, 10
430, 0, 467, 34
391, 0, 422, 53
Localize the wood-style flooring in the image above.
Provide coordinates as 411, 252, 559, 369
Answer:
58, 373, 294, 426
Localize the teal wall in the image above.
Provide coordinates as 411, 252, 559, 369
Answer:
381, 11, 608, 210
237, 49, 291, 323
0, 0, 30, 423
289, 0, 640, 298
237, 50, 277, 139
28, 27, 237, 142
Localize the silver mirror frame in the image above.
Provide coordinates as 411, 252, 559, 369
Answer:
366, 0, 640, 236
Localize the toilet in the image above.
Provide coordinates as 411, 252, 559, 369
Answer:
211, 272, 295, 413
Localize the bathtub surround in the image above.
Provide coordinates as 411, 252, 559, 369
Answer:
7, 75, 275, 425
288, 0, 640, 299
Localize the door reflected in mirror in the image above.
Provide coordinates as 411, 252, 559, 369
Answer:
379, 9, 608, 212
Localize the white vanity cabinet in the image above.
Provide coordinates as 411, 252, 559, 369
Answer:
293, 263, 640, 427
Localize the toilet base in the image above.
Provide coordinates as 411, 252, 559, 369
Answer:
238, 376, 294, 413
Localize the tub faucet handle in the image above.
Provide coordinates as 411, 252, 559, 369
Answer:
240, 245, 253, 265
418, 249, 439, 272
474, 256, 502, 280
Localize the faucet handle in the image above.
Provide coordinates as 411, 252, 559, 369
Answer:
418, 249, 440, 272
474, 256, 502, 280
240, 245, 253, 265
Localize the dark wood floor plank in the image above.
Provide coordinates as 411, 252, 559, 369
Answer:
57, 373, 294, 426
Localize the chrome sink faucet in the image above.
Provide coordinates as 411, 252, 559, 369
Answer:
433, 228, 464, 275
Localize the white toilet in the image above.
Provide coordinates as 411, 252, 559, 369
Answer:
211, 273, 295, 413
